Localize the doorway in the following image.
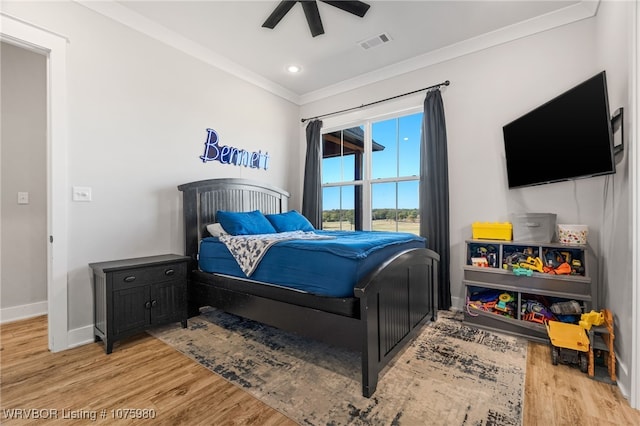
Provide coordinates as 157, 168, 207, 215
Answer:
0, 42, 47, 323
1, 13, 69, 352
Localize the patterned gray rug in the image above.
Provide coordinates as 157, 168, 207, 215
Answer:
150, 308, 527, 425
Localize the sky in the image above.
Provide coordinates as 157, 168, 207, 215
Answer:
322, 112, 422, 211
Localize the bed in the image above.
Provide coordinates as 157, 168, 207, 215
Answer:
178, 178, 440, 397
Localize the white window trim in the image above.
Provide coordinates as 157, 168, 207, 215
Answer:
321, 106, 423, 231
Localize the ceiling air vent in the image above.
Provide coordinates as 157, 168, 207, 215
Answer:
358, 33, 392, 50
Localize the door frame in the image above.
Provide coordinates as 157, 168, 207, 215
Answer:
1, 13, 68, 352
631, 0, 640, 410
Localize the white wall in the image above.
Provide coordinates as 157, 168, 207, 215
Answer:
0, 42, 47, 318
300, 1, 634, 397
0, 0, 299, 331
595, 0, 634, 401
301, 15, 601, 306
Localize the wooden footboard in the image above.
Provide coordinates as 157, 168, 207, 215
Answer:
187, 247, 439, 398
356, 247, 439, 397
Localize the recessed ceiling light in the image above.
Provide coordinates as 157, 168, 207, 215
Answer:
287, 65, 301, 73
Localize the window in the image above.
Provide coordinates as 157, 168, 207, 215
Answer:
321, 111, 422, 234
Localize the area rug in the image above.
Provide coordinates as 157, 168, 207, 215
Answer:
150, 308, 527, 425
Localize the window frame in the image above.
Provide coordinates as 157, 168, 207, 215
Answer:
320, 105, 423, 231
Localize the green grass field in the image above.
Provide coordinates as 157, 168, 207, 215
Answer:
322, 220, 420, 235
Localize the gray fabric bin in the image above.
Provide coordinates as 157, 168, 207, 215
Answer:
511, 213, 557, 243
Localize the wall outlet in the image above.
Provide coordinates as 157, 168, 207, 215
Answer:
17, 192, 29, 204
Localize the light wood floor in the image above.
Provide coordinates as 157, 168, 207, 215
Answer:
1, 316, 639, 425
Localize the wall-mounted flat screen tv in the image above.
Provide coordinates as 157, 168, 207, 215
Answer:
503, 71, 615, 189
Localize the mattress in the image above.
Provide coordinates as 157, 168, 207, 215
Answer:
198, 230, 426, 297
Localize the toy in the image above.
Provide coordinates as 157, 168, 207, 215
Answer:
470, 289, 502, 303
499, 293, 513, 302
544, 250, 566, 268
546, 320, 590, 373
468, 291, 516, 317
571, 259, 585, 275
544, 262, 572, 275
495, 293, 514, 312
502, 251, 529, 270
579, 310, 604, 330
471, 257, 489, 267
587, 309, 616, 382
560, 251, 572, 263
555, 314, 579, 323
471, 245, 498, 268
523, 312, 546, 324
550, 300, 583, 315
521, 299, 556, 320
518, 256, 544, 273
512, 267, 533, 276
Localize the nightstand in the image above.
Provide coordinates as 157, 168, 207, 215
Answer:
90, 254, 190, 354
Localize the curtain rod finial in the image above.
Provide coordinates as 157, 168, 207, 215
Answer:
444, 80, 450, 86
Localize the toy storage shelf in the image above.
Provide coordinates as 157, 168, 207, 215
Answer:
463, 239, 593, 343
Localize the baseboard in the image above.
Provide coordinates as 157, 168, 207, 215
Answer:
615, 353, 630, 399
451, 295, 464, 311
1, 307, 102, 351
67, 324, 95, 349
0, 301, 47, 324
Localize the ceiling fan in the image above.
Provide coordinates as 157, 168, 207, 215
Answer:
262, 1, 371, 38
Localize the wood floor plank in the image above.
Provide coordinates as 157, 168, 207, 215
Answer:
2, 317, 639, 425
524, 342, 639, 426
0, 318, 296, 426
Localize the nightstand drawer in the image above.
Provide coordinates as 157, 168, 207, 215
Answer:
112, 262, 186, 289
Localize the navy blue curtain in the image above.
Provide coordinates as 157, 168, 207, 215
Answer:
302, 120, 323, 228
419, 89, 451, 310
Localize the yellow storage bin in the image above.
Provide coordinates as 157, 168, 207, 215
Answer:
472, 222, 513, 241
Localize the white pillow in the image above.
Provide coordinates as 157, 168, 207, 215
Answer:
206, 222, 228, 237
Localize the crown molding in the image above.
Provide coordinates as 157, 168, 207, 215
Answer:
76, 1, 599, 106
76, 0, 301, 104
300, 0, 600, 104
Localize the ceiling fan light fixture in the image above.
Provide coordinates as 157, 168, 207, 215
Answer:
262, 1, 370, 37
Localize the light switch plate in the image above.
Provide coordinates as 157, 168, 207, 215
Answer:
72, 186, 92, 202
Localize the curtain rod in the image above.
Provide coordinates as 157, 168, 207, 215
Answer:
300, 80, 450, 123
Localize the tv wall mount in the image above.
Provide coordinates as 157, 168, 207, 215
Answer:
612, 107, 623, 157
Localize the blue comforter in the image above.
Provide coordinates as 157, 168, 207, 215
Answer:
199, 230, 426, 297
274, 230, 425, 258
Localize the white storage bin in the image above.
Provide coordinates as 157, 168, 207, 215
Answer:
557, 224, 588, 245
511, 213, 557, 243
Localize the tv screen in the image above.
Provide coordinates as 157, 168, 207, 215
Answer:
503, 71, 615, 189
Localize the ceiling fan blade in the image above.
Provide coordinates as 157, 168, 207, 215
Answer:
320, 1, 370, 18
300, 1, 324, 37
262, 0, 297, 29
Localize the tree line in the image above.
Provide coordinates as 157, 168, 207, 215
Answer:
323, 209, 419, 222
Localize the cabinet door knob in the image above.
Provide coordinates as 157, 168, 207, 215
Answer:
151, 300, 157, 307
164, 269, 175, 276
145, 301, 151, 309
124, 275, 136, 283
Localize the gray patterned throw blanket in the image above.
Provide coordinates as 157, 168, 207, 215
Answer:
218, 231, 335, 277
